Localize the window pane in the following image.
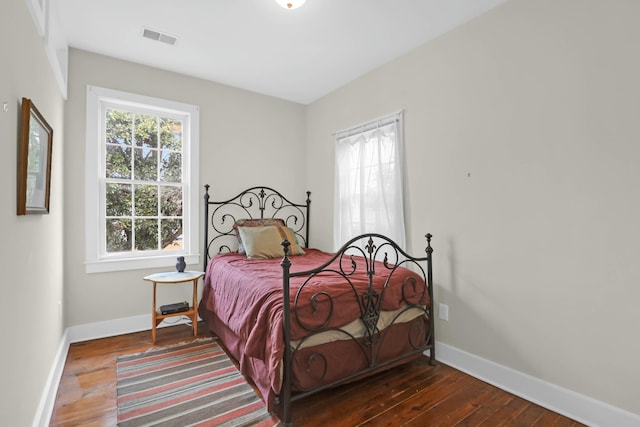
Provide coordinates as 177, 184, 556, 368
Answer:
88, 87, 198, 271
160, 151, 182, 182
106, 218, 132, 252
160, 118, 182, 151
134, 114, 158, 149
134, 184, 158, 216
161, 186, 182, 216
106, 110, 132, 146
134, 148, 158, 181
334, 114, 405, 251
135, 219, 158, 251
106, 145, 131, 179
161, 219, 183, 250
106, 183, 131, 216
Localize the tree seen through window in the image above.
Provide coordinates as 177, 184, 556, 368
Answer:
104, 109, 183, 253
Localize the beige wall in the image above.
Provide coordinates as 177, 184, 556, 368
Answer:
4, 0, 639, 423
0, 0, 65, 425
306, 0, 640, 416
63, 49, 306, 327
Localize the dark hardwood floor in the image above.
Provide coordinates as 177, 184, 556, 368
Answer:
50, 322, 583, 426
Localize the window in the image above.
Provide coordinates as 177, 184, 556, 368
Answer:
333, 112, 405, 250
85, 86, 199, 273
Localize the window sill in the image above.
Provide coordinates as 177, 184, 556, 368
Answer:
85, 253, 200, 274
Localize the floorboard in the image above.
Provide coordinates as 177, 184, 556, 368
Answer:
50, 323, 584, 426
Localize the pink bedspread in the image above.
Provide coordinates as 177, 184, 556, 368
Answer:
201, 248, 428, 395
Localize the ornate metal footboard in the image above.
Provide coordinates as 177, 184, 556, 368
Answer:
279, 233, 435, 426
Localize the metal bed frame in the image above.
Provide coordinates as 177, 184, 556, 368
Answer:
202, 185, 434, 426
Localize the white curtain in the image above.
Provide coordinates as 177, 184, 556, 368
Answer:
333, 112, 405, 251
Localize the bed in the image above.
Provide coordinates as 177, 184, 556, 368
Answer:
198, 185, 435, 425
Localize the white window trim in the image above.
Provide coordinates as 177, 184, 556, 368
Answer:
85, 85, 200, 273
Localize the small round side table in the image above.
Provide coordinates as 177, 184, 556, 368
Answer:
143, 271, 205, 344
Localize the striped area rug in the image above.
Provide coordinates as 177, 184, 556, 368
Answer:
116, 338, 281, 427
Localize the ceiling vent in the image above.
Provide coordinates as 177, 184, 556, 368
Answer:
142, 28, 177, 46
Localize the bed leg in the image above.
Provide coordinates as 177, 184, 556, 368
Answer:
281, 241, 293, 426
426, 233, 436, 367
429, 346, 437, 366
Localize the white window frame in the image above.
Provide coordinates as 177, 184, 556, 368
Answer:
85, 85, 200, 273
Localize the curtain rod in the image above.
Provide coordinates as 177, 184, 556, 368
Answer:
333, 110, 403, 139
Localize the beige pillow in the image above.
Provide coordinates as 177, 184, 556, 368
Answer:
233, 218, 286, 254
238, 225, 305, 259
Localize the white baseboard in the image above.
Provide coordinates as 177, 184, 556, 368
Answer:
32, 329, 70, 427
33, 313, 195, 426
35, 319, 640, 427
434, 341, 640, 427
67, 313, 195, 343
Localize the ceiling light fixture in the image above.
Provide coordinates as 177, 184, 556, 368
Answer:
275, 0, 306, 10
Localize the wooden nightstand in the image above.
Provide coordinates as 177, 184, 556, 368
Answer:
143, 271, 205, 344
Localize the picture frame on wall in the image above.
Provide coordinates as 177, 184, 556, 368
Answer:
17, 97, 53, 215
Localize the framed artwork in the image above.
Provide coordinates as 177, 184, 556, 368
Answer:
17, 97, 53, 215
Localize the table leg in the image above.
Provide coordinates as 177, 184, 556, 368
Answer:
192, 278, 198, 337
152, 282, 157, 344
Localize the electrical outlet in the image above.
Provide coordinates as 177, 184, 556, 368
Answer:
439, 303, 449, 321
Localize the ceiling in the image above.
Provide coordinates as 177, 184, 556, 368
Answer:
56, 0, 507, 105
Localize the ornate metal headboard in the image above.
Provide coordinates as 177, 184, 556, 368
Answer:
203, 185, 311, 271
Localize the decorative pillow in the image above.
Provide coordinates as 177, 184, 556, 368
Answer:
233, 218, 286, 253
237, 225, 305, 259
